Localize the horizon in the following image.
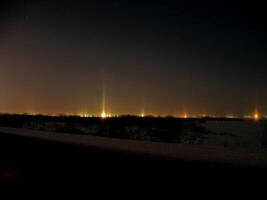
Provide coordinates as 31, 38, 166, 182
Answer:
0, 111, 266, 120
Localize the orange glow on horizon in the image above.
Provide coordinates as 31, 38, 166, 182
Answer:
254, 112, 259, 120
140, 112, 145, 117
2, 109, 267, 120
183, 113, 188, 119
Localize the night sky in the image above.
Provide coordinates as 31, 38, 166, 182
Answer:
0, 0, 266, 116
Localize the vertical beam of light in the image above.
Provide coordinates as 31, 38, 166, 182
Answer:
102, 84, 106, 114
101, 82, 107, 118
141, 96, 145, 117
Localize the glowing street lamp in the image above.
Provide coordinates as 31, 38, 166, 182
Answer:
254, 112, 259, 120
101, 111, 107, 119
140, 112, 145, 117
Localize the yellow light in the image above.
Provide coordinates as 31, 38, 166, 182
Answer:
79, 113, 90, 118
183, 113, 188, 119
254, 112, 259, 120
140, 112, 145, 117
101, 112, 107, 119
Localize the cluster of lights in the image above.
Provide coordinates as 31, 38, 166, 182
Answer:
176, 112, 264, 120
80, 113, 90, 118
7, 111, 267, 120
225, 115, 238, 119
47, 84, 267, 121
79, 112, 113, 118
101, 111, 113, 119
78, 86, 267, 121
79, 112, 97, 118
16, 103, 265, 121
243, 112, 261, 121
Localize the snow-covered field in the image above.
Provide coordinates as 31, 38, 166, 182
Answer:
1, 117, 266, 166
19, 117, 267, 153
197, 120, 266, 152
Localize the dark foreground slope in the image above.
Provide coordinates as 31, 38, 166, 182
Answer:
0, 128, 266, 200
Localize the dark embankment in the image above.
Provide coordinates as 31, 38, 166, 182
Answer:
0, 129, 266, 199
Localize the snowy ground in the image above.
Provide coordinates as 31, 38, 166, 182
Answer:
0, 126, 266, 167
200, 120, 266, 152
20, 118, 267, 153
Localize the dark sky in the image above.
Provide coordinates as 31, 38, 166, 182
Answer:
0, 0, 266, 116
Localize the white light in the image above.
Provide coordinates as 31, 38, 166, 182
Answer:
226, 115, 237, 119
101, 112, 107, 119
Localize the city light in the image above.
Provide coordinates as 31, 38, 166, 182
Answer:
226, 115, 237, 119
254, 112, 259, 120
101, 111, 107, 119
79, 113, 92, 118
140, 112, 145, 117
